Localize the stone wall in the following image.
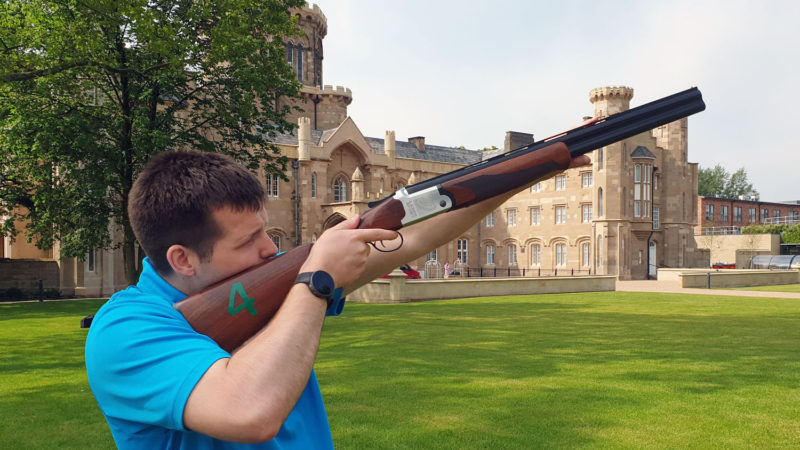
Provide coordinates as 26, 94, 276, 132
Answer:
0, 259, 60, 293
347, 273, 616, 304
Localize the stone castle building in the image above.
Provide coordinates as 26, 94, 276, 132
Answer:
1, 2, 704, 297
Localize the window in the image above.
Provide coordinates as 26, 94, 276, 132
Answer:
555, 205, 566, 224
530, 207, 540, 225
761, 208, 769, 222
749, 208, 756, 222
734, 206, 742, 222
705, 204, 714, 221
427, 249, 438, 262
653, 207, 660, 229
774, 209, 781, 218
486, 211, 494, 227
286, 42, 293, 65
486, 245, 495, 265
721, 205, 729, 221
555, 175, 566, 190
87, 248, 96, 272
582, 204, 593, 223
507, 209, 517, 227
269, 234, 281, 251
266, 173, 280, 197
311, 173, 317, 198
333, 176, 347, 202
633, 164, 651, 218
582, 172, 593, 188
457, 239, 468, 264
296, 45, 303, 82
598, 188, 603, 217
582, 243, 590, 267
555, 243, 567, 267
530, 182, 541, 193
791, 211, 799, 221
530, 244, 541, 266
508, 244, 518, 266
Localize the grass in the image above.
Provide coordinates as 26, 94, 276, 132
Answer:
3, 293, 800, 448
723, 283, 800, 293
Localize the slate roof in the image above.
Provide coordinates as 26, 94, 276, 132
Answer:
264, 125, 483, 166
364, 137, 482, 165
630, 145, 656, 159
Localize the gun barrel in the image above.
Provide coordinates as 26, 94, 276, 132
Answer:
380, 87, 704, 204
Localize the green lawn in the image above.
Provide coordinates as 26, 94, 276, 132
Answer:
724, 283, 800, 293
2, 293, 800, 448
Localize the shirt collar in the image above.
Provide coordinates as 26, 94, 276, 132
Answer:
136, 257, 188, 304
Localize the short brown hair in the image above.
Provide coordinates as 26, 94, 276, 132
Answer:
129, 151, 266, 275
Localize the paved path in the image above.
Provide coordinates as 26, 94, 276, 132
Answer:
616, 279, 800, 299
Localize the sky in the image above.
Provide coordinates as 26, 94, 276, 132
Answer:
309, 0, 800, 202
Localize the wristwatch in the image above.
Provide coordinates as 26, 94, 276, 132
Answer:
294, 271, 335, 307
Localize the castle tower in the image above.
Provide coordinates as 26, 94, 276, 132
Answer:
589, 86, 634, 118
283, 3, 352, 130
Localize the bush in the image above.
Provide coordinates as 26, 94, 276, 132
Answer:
0, 288, 27, 301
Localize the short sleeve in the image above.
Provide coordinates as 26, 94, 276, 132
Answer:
85, 296, 229, 431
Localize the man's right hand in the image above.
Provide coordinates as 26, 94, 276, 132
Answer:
299, 216, 398, 288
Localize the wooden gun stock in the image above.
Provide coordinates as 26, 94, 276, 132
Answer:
174, 244, 312, 352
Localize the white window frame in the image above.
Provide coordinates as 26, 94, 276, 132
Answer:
582, 172, 593, 188
582, 204, 593, 223
555, 175, 566, 191
508, 244, 517, 266
530, 207, 540, 225
266, 173, 280, 197
507, 209, 517, 227
555, 243, 567, 267
486, 245, 495, 265
486, 211, 494, 227
555, 205, 566, 224
457, 239, 468, 264
530, 244, 541, 266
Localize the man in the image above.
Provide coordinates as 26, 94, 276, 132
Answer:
86, 150, 587, 448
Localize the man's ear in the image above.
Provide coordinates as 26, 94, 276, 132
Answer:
165, 244, 197, 277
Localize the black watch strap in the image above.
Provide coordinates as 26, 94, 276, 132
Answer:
294, 271, 335, 307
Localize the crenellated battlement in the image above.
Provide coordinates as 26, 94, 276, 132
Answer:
589, 86, 634, 103
293, 3, 327, 34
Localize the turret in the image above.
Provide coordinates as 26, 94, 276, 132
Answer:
589, 86, 634, 117
298, 117, 311, 161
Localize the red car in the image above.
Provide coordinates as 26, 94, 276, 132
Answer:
380, 264, 421, 279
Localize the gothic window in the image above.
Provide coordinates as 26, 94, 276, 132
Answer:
311, 173, 317, 198
333, 176, 348, 202
598, 148, 604, 170
269, 234, 281, 251
296, 45, 303, 82
582, 243, 590, 267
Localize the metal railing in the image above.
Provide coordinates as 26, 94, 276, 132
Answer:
698, 226, 742, 235
761, 216, 800, 225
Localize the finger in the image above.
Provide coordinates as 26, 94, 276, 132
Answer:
329, 215, 360, 230
569, 155, 591, 168
351, 228, 399, 243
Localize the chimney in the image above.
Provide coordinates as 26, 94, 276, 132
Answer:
408, 136, 425, 151
504, 131, 534, 152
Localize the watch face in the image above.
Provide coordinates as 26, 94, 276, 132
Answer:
311, 271, 335, 296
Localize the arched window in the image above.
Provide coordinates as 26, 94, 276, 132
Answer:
286, 42, 293, 65
598, 148, 604, 170
269, 233, 282, 251
598, 188, 604, 217
296, 45, 303, 82
333, 176, 348, 202
311, 173, 317, 198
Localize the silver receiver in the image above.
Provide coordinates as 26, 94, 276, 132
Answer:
393, 185, 453, 226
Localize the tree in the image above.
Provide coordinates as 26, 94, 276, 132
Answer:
0, 0, 305, 284
698, 164, 759, 200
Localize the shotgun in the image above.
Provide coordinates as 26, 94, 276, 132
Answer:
175, 87, 706, 352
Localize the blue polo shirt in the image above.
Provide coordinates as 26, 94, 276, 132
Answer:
85, 258, 343, 449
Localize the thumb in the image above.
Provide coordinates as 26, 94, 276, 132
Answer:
330, 215, 360, 230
